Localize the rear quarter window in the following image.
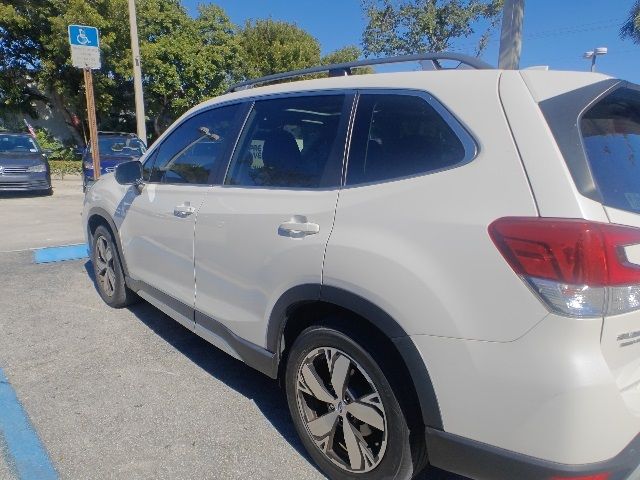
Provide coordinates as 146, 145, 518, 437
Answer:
581, 87, 640, 212
346, 93, 474, 185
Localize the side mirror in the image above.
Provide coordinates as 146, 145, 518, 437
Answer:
115, 160, 143, 189
42, 149, 53, 156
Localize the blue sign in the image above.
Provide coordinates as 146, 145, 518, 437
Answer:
68, 25, 99, 48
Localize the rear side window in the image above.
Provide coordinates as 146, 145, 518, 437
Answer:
146, 103, 240, 184
582, 88, 640, 212
346, 93, 468, 185
225, 94, 346, 189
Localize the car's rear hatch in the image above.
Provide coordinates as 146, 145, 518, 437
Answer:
581, 85, 640, 415
538, 76, 640, 415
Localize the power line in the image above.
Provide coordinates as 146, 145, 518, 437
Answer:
452, 17, 625, 52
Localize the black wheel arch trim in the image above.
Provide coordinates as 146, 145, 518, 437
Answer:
87, 207, 129, 277
267, 284, 443, 430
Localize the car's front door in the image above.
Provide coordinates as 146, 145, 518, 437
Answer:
119, 103, 244, 327
194, 93, 353, 347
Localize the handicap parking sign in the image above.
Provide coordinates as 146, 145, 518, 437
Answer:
68, 25, 100, 69
68, 25, 99, 47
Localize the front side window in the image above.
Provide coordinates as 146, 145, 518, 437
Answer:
581, 87, 640, 213
346, 94, 467, 185
147, 104, 240, 184
225, 95, 346, 188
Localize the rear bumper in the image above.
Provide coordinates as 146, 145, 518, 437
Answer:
0, 173, 51, 191
427, 428, 640, 480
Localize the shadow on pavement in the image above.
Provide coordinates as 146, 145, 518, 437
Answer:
84, 261, 464, 480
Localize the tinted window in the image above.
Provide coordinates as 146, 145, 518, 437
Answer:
148, 104, 240, 184
346, 94, 466, 185
582, 88, 640, 213
0, 134, 40, 153
225, 95, 346, 188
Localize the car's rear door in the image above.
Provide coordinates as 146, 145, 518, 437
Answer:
119, 103, 245, 328
193, 93, 353, 347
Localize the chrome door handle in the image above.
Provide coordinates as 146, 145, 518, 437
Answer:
174, 203, 196, 218
279, 218, 320, 237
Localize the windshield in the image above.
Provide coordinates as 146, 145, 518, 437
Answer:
581, 87, 640, 213
96, 136, 146, 156
0, 134, 40, 154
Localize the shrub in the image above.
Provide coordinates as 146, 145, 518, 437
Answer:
35, 128, 77, 161
49, 160, 81, 179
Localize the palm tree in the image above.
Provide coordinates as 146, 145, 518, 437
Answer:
621, 1, 640, 43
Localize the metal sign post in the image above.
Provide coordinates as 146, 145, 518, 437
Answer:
68, 25, 102, 178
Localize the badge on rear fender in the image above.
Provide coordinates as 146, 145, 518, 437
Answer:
618, 330, 640, 347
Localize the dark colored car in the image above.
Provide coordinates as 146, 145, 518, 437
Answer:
0, 132, 52, 195
82, 132, 146, 191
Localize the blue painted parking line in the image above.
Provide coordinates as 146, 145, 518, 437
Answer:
33, 244, 88, 264
0, 369, 57, 480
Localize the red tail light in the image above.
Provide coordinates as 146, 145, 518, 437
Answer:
550, 474, 610, 480
489, 217, 640, 317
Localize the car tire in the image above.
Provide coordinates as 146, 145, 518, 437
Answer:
91, 225, 136, 308
285, 325, 423, 480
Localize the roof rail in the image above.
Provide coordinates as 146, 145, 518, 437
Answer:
227, 52, 493, 93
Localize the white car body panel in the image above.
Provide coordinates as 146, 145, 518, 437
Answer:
118, 183, 209, 316
194, 186, 339, 347
323, 72, 545, 342
499, 71, 610, 221
412, 313, 640, 465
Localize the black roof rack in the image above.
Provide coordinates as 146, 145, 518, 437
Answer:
227, 52, 493, 93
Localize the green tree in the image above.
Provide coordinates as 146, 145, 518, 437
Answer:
239, 19, 321, 78
321, 45, 374, 74
138, 1, 241, 135
0, 0, 242, 138
361, 0, 504, 57
621, 1, 640, 44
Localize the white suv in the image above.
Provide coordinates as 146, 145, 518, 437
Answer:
82, 53, 640, 480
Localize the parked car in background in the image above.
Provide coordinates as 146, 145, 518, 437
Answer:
82, 132, 146, 191
83, 54, 640, 480
0, 132, 52, 195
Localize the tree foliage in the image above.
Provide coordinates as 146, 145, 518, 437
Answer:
0, 2, 366, 139
239, 19, 321, 78
1, 1, 243, 138
321, 45, 374, 74
361, 0, 504, 57
621, 1, 640, 44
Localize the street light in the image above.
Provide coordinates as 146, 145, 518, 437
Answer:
583, 47, 608, 72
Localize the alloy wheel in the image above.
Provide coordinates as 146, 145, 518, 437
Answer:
94, 235, 116, 297
295, 347, 388, 473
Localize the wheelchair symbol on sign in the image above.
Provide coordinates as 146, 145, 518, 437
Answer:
76, 29, 90, 45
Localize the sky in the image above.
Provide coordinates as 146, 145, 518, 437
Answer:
182, 0, 639, 83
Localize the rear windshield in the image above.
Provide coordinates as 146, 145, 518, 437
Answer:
581, 87, 640, 212
96, 136, 146, 156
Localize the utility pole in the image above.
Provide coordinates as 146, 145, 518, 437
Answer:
83, 68, 101, 178
498, 0, 525, 69
128, 0, 147, 144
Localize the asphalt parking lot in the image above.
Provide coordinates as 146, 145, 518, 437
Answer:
0, 177, 464, 479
